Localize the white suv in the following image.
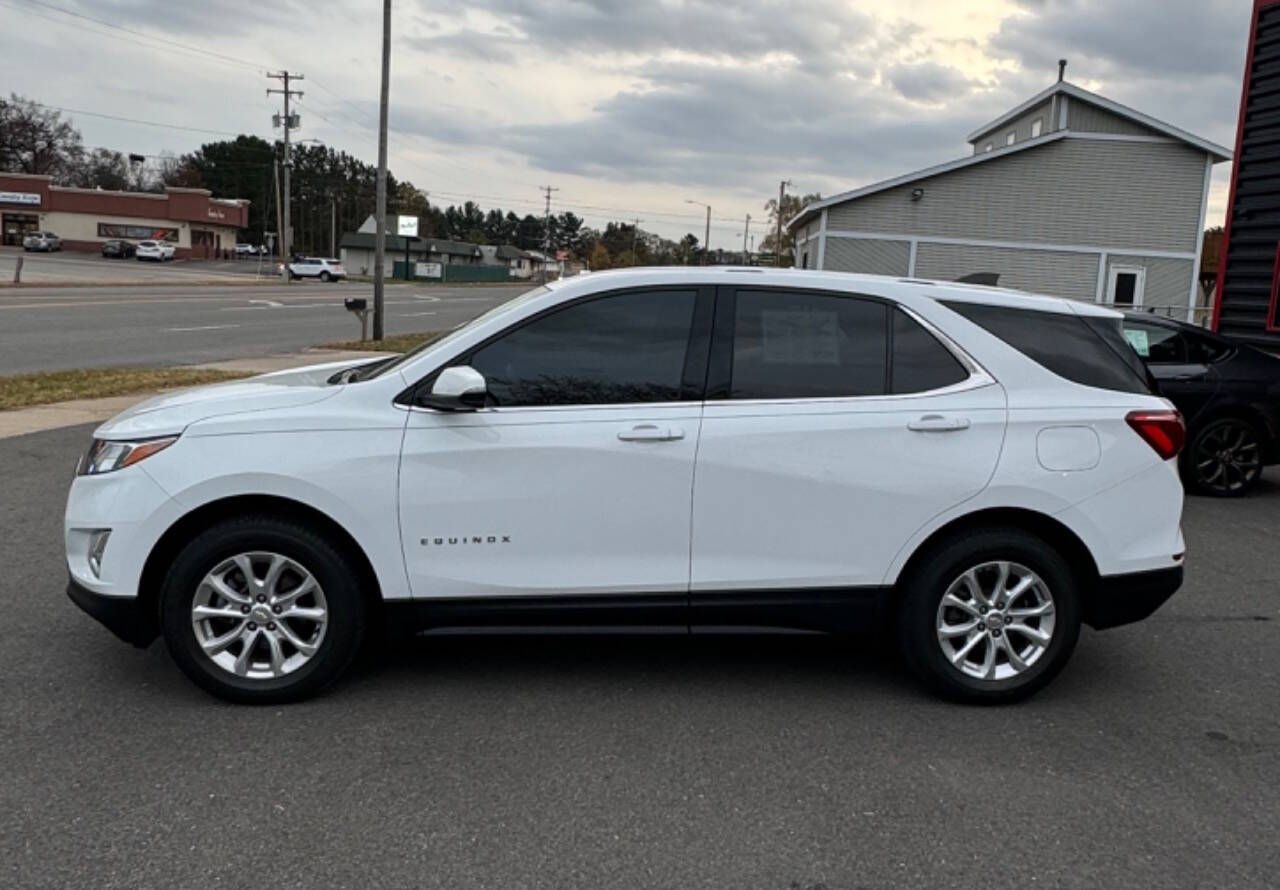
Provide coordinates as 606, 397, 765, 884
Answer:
64, 269, 1186, 704
22, 231, 61, 251
285, 257, 345, 281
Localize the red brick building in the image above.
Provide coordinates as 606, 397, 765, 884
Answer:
0, 172, 249, 259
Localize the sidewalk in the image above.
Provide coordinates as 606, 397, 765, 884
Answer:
0, 349, 388, 440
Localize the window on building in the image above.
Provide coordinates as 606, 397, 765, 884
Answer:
728, 290, 887, 399
467, 289, 698, 406
1031, 118, 1043, 138
1006, 132, 1016, 146
984, 143, 994, 152
98, 223, 179, 241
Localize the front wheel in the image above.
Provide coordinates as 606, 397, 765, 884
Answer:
160, 516, 367, 703
897, 528, 1081, 704
1182, 417, 1264, 497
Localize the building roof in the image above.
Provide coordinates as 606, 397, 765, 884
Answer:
967, 81, 1232, 161
339, 231, 481, 256
788, 81, 1233, 232
494, 244, 527, 260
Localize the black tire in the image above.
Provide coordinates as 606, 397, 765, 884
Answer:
319, 270, 332, 282
159, 515, 366, 704
897, 528, 1081, 704
1181, 416, 1265, 497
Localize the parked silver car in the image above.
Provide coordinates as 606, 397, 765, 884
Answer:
22, 231, 62, 252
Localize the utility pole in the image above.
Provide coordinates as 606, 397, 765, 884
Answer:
539, 185, 558, 284
373, 0, 392, 340
330, 197, 336, 258
630, 218, 642, 266
774, 179, 791, 266
267, 71, 303, 282
685, 199, 712, 265
742, 213, 752, 265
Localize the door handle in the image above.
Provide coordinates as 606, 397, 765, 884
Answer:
907, 414, 971, 432
618, 424, 685, 442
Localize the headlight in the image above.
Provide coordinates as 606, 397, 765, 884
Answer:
78, 435, 178, 476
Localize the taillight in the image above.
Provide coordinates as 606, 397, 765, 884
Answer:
1126, 410, 1185, 460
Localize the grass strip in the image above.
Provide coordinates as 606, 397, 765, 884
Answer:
318, 331, 445, 353
0, 367, 251, 412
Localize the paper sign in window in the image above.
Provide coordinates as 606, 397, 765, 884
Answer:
1123, 328, 1150, 357
761, 310, 841, 365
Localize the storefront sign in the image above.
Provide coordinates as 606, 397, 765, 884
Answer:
98, 223, 180, 241
0, 191, 41, 206
398, 216, 419, 237
207, 207, 227, 220
414, 261, 443, 279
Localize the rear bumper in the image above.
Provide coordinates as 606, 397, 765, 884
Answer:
66, 577, 155, 648
1083, 565, 1183, 630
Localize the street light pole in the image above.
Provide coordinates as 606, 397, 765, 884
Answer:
742, 213, 752, 265
372, 0, 391, 341
684, 199, 711, 265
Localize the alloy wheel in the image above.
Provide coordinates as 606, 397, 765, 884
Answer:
190, 552, 328, 680
1193, 421, 1262, 495
935, 561, 1056, 682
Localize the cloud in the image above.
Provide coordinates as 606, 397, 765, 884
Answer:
886, 61, 979, 103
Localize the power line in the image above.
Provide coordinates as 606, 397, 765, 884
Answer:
20, 0, 270, 71
25, 102, 242, 137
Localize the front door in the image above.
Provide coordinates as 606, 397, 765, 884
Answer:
398, 286, 713, 598
690, 286, 1006, 593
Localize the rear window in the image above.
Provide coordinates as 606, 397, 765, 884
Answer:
942, 301, 1153, 394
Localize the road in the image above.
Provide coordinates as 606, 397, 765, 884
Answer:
0, 281, 527, 374
0, 247, 268, 284
1, 424, 1278, 888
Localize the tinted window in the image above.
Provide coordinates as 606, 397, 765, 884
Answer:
943, 301, 1152, 394
468, 289, 697, 406
1123, 320, 1186, 362
730, 290, 887, 399
891, 309, 968, 393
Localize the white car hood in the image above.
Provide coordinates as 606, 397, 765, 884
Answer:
94, 358, 373, 439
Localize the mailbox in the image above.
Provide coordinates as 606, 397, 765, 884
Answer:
344, 297, 368, 313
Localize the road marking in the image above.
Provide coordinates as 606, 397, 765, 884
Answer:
402, 311, 438, 317
167, 324, 241, 332
249, 298, 285, 307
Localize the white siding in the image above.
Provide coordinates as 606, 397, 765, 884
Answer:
825, 138, 1205, 253
914, 242, 1100, 301
823, 236, 911, 275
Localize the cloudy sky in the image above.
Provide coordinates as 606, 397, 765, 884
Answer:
0, 0, 1252, 248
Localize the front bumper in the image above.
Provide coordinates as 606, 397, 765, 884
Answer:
1083, 565, 1184, 630
66, 577, 156, 647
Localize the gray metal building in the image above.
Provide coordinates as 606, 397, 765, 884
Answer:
789, 81, 1232, 320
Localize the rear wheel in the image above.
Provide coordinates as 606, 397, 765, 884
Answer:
1183, 416, 1264, 497
160, 516, 366, 704
319, 270, 332, 282
898, 528, 1081, 704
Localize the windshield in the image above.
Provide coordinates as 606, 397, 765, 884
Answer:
357, 285, 551, 381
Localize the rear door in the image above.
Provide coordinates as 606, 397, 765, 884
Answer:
690, 286, 1006, 593
1122, 318, 1221, 424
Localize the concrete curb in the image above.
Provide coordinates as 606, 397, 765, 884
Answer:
0, 349, 390, 440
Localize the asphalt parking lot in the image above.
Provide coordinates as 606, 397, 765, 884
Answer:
2, 424, 1278, 888
0, 247, 267, 284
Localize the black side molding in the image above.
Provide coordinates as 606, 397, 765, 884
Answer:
1083, 566, 1183, 630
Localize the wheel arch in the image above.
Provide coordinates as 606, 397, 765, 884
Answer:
892, 507, 1100, 603
135, 494, 384, 645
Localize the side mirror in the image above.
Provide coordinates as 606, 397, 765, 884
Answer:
420, 365, 488, 411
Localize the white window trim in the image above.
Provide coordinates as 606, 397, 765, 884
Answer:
1189, 154, 1213, 323
815, 208, 828, 269
1106, 264, 1147, 309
